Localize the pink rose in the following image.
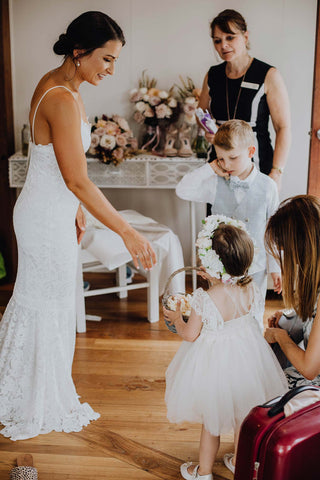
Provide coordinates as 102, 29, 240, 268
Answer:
155, 104, 172, 119
96, 119, 107, 128
149, 96, 161, 106
116, 134, 128, 147
100, 134, 116, 150
133, 111, 145, 124
130, 91, 143, 103
94, 126, 107, 136
115, 116, 131, 132
90, 133, 100, 148
183, 103, 197, 115
144, 105, 155, 118
105, 121, 120, 136
113, 147, 124, 161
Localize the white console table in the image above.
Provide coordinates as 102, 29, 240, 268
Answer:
8, 153, 204, 288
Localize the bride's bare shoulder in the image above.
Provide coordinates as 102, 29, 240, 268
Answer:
29, 74, 78, 125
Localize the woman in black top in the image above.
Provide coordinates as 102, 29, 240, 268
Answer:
198, 9, 291, 191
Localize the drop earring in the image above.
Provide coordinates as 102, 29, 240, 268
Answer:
76, 61, 80, 67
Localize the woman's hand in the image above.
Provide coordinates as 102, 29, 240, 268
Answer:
163, 301, 182, 327
210, 159, 230, 178
264, 327, 289, 344
271, 272, 282, 294
267, 310, 283, 328
75, 205, 86, 244
122, 227, 157, 271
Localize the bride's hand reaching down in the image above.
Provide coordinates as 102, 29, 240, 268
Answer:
122, 226, 157, 271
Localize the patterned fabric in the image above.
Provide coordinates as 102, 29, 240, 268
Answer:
0, 87, 99, 441
10, 467, 38, 480
285, 312, 320, 389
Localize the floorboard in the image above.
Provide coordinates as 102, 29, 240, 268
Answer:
0, 273, 283, 480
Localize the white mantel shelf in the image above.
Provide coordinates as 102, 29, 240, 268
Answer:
8, 152, 204, 189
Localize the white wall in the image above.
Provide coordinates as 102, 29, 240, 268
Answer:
9, 0, 317, 263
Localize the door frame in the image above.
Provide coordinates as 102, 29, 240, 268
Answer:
308, 0, 320, 195
0, 0, 17, 283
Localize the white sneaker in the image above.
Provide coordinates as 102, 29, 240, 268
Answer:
223, 453, 235, 474
180, 462, 213, 480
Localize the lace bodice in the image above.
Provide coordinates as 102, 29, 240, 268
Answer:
190, 284, 263, 332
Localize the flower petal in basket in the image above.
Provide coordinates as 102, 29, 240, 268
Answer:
162, 266, 202, 334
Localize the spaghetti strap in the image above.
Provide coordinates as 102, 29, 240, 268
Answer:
31, 85, 74, 143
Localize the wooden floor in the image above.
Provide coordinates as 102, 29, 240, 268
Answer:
0, 273, 283, 480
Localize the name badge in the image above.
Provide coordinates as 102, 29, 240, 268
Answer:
241, 81, 260, 90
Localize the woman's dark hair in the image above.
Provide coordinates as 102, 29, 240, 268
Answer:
53, 11, 125, 58
210, 9, 247, 37
212, 224, 253, 287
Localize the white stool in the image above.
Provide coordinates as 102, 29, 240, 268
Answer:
76, 246, 160, 333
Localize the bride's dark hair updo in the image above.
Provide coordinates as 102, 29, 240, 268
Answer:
53, 11, 125, 58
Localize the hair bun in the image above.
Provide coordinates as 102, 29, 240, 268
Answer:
53, 33, 73, 56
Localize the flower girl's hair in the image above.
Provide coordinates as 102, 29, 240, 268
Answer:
212, 224, 254, 287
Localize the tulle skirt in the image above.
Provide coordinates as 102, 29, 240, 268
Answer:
165, 316, 288, 436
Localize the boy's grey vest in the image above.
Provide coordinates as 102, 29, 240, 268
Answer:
211, 173, 274, 273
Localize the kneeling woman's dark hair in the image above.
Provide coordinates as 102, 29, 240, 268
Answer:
212, 224, 254, 286
53, 11, 125, 58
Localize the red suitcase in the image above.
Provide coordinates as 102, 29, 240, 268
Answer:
234, 386, 320, 480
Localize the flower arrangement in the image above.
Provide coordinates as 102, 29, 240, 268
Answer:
196, 214, 255, 284
166, 293, 193, 317
129, 70, 179, 127
89, 115, 138, 165
175, 76, 201, 125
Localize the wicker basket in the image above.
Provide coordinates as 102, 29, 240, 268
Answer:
162, 266, 203, 333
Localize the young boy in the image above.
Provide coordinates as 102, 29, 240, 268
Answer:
176, 119, 281, 330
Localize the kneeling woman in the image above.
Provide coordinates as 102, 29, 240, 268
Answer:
264, 195, 320, 388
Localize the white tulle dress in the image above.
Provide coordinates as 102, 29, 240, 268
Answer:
165, 285, 288, 436
0, 86, 100, 441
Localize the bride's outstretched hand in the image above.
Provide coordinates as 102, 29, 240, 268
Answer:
122, 228, 157, 270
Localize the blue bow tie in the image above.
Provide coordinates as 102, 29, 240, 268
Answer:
228, 176, 250, 192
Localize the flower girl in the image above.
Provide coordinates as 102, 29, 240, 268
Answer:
163, 215, 288, 479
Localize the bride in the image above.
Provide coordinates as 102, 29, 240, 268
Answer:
0, 11, 156, 441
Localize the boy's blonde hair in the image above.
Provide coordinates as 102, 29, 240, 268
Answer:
213, 119, 255, 150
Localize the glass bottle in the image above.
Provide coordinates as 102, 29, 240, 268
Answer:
21, 124, 30, 157
194, 128, 209, 158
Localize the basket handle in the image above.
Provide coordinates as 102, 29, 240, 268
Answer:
163, 266, 203, 299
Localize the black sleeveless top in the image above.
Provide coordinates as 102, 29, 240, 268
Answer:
207, 58, 273, 175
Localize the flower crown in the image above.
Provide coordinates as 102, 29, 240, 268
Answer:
196, 214, 255, 285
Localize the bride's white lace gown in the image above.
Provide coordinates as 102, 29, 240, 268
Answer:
0, 86, 100, 441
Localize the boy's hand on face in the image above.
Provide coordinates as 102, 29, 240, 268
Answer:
210, 159, 230, 178
204, 132, 215, 144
